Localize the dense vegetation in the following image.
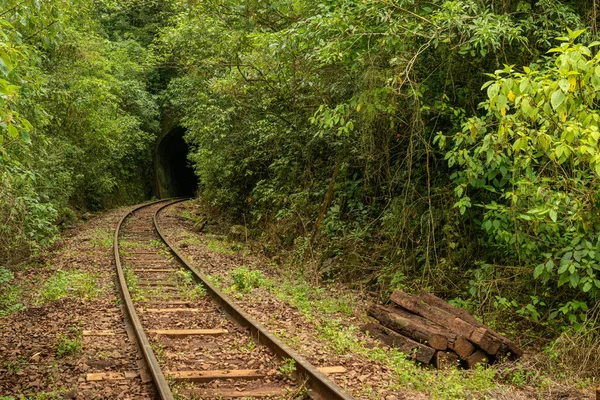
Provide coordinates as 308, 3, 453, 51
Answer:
155, 0, 600, 332
0, 0, 165, 264
3, 0, 600, 373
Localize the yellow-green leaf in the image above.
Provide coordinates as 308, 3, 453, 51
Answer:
7, 124, 18, 139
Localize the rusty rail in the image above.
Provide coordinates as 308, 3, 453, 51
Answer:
153, 200, 355, 400
113, 199, 178, 400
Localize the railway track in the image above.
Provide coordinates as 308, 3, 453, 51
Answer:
108, 199, 354, 399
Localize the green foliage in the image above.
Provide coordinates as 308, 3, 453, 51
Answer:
231, 267, 265, 293
124, 266, 144, 302
175, 269, 207, 300
55, 329, 82, 358
277, 358, 296, 378
0, 266, 24, 316
0, 0, 159, 265
38, 269, 99, 302
441, 29, 600, 325
152, 0, 589, 311
90, 229, 113, 248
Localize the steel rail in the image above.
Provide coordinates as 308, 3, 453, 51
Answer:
153, 200, 355, 400
113, 199, 179, 400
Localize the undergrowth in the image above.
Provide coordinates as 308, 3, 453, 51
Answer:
218, 251, 594, 399
90, 229, 113, 248
37, 269, 100, 303
124, 267, 144, 302
55, 327, 82, 358
0, 267, 25, 316
175, 269, 206, 300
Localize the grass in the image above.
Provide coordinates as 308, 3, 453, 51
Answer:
278, 357, 296, 378
151, 342, 166, 361
90, 229, 113, 248
0, 267, 25, 317
203, 234, 247, 255
124, 267, 145, 301
37, 269, 100, 303
175, 269, 207, 300
231, 267, 266, 293
3, 358, 28, 373
0, 392, 67, 400
56, 332, 82, 358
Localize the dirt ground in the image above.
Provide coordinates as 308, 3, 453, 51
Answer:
0, 200, 596, 400
0, 206, 155, 399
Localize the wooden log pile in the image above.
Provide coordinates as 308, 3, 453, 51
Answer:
362, 289, 522, 369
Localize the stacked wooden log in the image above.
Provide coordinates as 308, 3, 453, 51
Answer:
362, 289, 522, 369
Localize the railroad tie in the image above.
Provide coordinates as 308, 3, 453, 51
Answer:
166, 369, 264, 382
133, 268, 174, 273
317, 366, 347, 375
145, 308, 206, 313
140, 300, 194, 306
138, 282, 179, 287
82, 330, 126, 336
86, 371, 139, 381
148, 328, 228, 336
184, 386, 294, 398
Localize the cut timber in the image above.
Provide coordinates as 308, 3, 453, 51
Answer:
464, 350, 488, 368
86, 372, 126, 381
82, 330, 124, 336
418, 290, 522, 358
361, 322, 435, 364
390, 290, 499, 355
145, 308, 205, 313
433, 352, 459, 369
167, 369, 264, 382
368, 305, 448, 350
448, 335, 476, 359
185, 386, 292, 398
149, 329, 228, 336
317, 366, 347, 374
470, 327, 500, 356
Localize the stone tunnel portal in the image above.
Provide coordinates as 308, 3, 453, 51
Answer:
155, 127, 197, 198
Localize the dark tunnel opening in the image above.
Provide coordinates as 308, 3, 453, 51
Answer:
155, 127, 198, 198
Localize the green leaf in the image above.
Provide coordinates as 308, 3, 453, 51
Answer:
487, 83, 500, 100
583, 282, 592, 292
496, 94, 507, 110
534, 263, 545, 279
551, 90, 565, 110
20, 129, 31, 144
558, 273, 570, 286
559, 79, 570, 93
0, 57, 9, 77
549, 209, 557, 222
7, 124, 18, 139
570, 272, 580, 288
0, 52, 12, 72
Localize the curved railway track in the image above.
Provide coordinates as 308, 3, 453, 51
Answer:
112, 199, 355, 399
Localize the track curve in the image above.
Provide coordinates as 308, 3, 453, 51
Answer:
114, 199, 355, 399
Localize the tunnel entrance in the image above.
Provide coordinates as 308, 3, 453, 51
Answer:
155, 127, 198, 198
